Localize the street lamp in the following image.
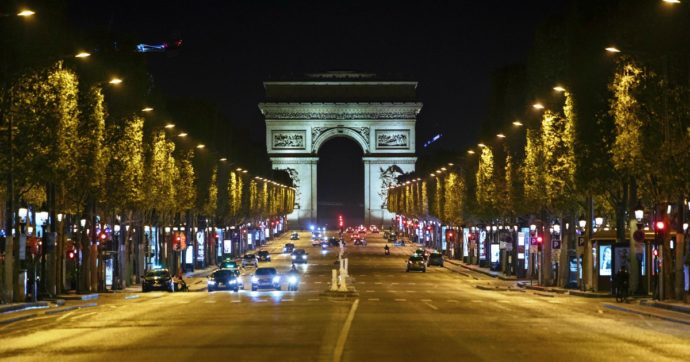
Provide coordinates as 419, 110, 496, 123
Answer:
634, 200, 644, 222
17, 9, 35, 17
605, 46, 621, 53
108, 77, 123, 85
578, 214, 586, 229
80, 218, 86, 228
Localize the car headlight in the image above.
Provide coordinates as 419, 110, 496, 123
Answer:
229, 279, 237, 284
302, 255, 307, 259
251, 276, 258, 283
292, 255, 296, 260
272, 276, 281, 283
288, 276, 297, 284
208, 280, 216, 285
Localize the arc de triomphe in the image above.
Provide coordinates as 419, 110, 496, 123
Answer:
259, 72, 421, 228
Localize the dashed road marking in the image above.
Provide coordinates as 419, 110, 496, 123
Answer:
424, 302, 439, 310
231, 300, 241, 303
391, 282, 399, 285
365, 290, 375, 293
421, 299, 432, 302
314, 281, 322, 284
283, 299, 294, 302
394, 298, 407, 302
204, 300, 216, 304
405, 290, 415, 293
446, 299, 459, 303
308, 298, 320, 301
408, 282, 416, 285
368, 298, 380, 301
374, 282, 383, 285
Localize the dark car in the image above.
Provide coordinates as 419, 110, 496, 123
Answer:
328, 237, 340, 247
219, 260, 239, 270
414, 248, 429, 261
142, 269, 174, 292
251, 267, 281, 291
354, 238, 366, 246
284, 243, 295, 253
257, 250, 271, 262
427, 252, 444, 267
208, 269, 243, 292
406, 255, 427, 272
290, 232, 299, 240
291, 249, 308, 264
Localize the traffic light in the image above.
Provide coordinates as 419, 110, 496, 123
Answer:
67, 249, 76, 261
536, 236, 543, 244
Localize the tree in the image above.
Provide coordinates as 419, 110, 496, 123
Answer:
443, 171, 464, 225
203, 166, 218, 219
522, 129, 546, 210
175, 149, 196, 213
475, 146, 498, 220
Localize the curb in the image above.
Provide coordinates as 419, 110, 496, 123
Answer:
639, 300, 690, 315
603, 303, 690, 326
0, 313, 39, 325
475, 284, 508, 292
0, 302, 50, 314
44, 302, 98, 315
568, 290, 611, 299
57, 293, 99, 301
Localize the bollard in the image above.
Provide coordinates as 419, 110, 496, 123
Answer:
343, 258, 349, 278
338, 273, 348, 292
331, 269, 339, 291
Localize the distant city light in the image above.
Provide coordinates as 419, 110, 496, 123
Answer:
75, 52, 91, 58
178, 132, 188, 137
165, 123, 175, 129
142, 107, 154, 112
532, 103, 544, 110
512, 121, 523, 127
109, 78, 123, 85
605, 47, 621, 53
17, 9, 35, 16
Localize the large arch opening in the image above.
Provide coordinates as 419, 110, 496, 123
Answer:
317, 137, 364, 228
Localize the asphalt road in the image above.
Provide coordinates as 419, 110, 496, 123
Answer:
1, 230, 690, 362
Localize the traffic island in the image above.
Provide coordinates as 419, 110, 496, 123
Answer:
57, 293, 99, 301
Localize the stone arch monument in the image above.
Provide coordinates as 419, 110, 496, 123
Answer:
259, 71, 421, 228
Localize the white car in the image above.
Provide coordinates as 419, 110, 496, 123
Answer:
311, 238, 322, 247
241, 254, 258, 268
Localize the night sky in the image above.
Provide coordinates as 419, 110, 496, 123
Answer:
64, 0, 567, 223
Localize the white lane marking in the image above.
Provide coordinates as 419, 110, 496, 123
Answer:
315, 281, 323, 284
368, 298, 380, 301
308, 298, 320, 301
446, 300, 459, 303
498, 300, 511, 304
424, 302, 439, 310
408, 282, 416, 285
421, 299, 432, 302
333, 299, 360, 362
231, 300, 241, 303
254, 299, 267, 303
204, 300, 216, 304
365, 290, 375, 293
394, 298, 407, 302
374, 282, 383, 285
358, 281, 366, 284
57, 311, 75, 321
283, 299, 294, 302
391, 282, 399, 285
471, 300, 482, 303
405, 291, 415, 293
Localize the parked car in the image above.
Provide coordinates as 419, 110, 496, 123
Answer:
354, 238, 367, 246
142, 268, 174, 292
241, 253, 259, 268
427, 252, 444, 267
312, 238, 323, 247
208, 269, 243, 292
251, 267, 281, 291
257, 250, 271, 262
406, 255, 427, 272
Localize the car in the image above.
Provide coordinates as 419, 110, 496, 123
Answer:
353, 238, 366, 246
208, 269, 243, 292
312, 238, 323, 247
427, 252, 444, 267
257, 250, 271, 262
219, 260, 239, 269
251, 267, 281, 291
328, 237, 340, 247
283, 243, 295, 253
393, 239, 405, 246
142, 268, 174, 292
290, 232, 299, 240
291, 249, 309, 264
371, 228, 379, 233
414, 248, 429, 261
241, 254, 259, 268
407, 255, 427, 272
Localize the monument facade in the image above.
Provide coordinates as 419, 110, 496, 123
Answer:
260, 72, 421, 228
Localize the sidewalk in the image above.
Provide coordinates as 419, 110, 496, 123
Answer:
443, 258, 518, 281
604, 299, 690, 326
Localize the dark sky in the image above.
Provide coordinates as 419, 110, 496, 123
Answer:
67, 0, 567, 151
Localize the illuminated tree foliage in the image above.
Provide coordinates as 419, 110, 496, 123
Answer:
105, 116, 144, 213
144, 131, 177, 218
541, 105, 576, 212
610, 61, 645, 181
475, 146, 498, 218
6, 62, 79, 205
227, 171, 243, 221
249, 179, 259, 217
430, 177, 443, 219
175, 149, 196, 212
443, 171, 464, 225
420, 180, 429, 217
203, 166, 218, 218
522, 128, 546, 209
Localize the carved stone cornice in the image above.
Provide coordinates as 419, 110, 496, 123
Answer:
270, 157, 319, 165
259, 102, 422, 120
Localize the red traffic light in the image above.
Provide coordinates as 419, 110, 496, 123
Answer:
537, 236, 543, 243
655, 221, 665, 231
99, 232, 107, 240
653, 248, 659, 257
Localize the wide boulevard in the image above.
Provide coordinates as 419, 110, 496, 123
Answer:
1, 231, 689, 361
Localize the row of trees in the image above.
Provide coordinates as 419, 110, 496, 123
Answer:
0, 61, 294, 298
389, 1, 689, 294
